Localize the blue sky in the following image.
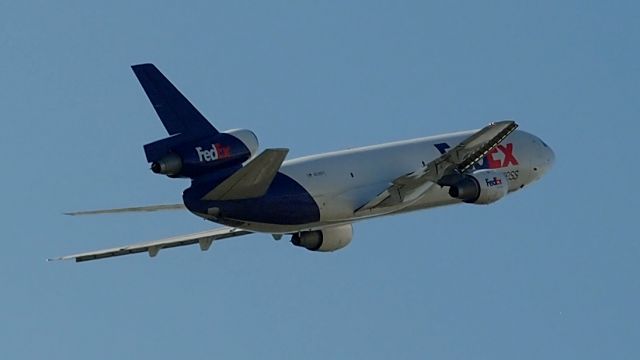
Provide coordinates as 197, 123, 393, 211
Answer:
1, 1, 638, 358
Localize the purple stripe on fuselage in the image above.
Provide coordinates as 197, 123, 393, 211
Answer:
183, 172, 320, 225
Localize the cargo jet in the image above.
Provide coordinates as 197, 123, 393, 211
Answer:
52, 64, 555, 262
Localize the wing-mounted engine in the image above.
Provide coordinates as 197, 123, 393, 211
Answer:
354, 121, 518, 215
145, 129, 259, 178
291, 224, 353, 252
447, 169, 508, 204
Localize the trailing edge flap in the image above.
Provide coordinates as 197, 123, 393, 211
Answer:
355, 121, 518, 215
202, 148, 289, 201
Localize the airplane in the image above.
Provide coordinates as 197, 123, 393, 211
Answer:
51, 63, 555, 262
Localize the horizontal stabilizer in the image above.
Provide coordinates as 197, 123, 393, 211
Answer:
64, 203, 186, 216
202, 148, 289, 201
131, 63, 218, 136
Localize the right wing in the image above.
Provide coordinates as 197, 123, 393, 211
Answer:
49, 227, 252, 262
355, 120, 518, 214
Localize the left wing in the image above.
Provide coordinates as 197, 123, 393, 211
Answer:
49, 227, 252, 262
355, 120, 518, 215
64, 203, 186, 216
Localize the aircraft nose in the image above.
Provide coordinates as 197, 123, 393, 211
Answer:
533, 138, 555, 177
546, 144, 555, 168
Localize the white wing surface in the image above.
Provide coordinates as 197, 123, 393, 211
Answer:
50, 227, 252, 262
64, 204, 186, 216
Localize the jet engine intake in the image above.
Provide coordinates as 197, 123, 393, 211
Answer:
448, 169, 508, 204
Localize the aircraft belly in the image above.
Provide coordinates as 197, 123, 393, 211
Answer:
184, 172, 321, 226
313, 182, 387, 222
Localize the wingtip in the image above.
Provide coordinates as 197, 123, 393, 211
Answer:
490, 119, 516, 126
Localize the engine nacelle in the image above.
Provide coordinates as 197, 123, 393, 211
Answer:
291, 224, 353, 252
448, 169, 508, 204
147, 129, 259, 178
151, 152, 183, 176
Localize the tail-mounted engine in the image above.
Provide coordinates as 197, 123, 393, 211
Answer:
447, 169, 509, 204
144, 129, 259, 178
291, 224, 353, 252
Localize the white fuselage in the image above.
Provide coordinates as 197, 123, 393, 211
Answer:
216, 129, 554, 233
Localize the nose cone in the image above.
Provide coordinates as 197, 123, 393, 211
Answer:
545, 143, 555, 169
533, 137, 555, 178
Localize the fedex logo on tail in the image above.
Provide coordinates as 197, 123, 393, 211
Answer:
434, 142, 518, 169
195, 144, 232, 162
